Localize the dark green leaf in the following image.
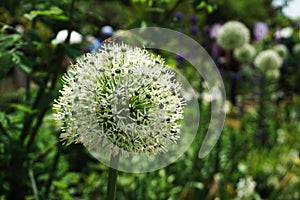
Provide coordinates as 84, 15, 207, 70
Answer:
9, 103, 37, 114
12, 51, 33, 74
35, 89, 58, 110
0, 34, 22, 52
62, 44, 82, 59
0, 53, 14, 80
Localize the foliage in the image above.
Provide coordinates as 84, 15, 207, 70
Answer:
1, 0, 300, 199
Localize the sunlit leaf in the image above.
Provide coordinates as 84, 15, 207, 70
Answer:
24, 6, 68, 21
9, 103, 37, 114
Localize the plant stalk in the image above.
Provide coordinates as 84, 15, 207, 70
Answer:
107, 154, 120, 200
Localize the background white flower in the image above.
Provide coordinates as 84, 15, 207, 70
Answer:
273, 44, 289, 58
274, 27, 293, 39
293, 43, 300, 55
265, 69, 281, 79
234, 44, 257, 63
236, 176, 257, 199
216, 21, 250, 50
53, 43, 185, 156
254, 50, 282, 72
52, 29, 83, 44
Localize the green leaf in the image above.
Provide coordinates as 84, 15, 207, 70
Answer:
35, 89, 58, 110
207, 5, 214, 13
145, 7, 165, 13
196, 1, 207, 9
24, 6, 68, 21
0, 52, 14, 80
0, 112, 8, 127
9, 103, 37, 114
62, 44, 82, 59
0, 34, 22, 52
0, 34, 27, 79
12, 51, 33, 74
0, 50, 32, 80
53, 181, 68, 189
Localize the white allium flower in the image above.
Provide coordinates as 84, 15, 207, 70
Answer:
52, 29, 83, 44
216, 21, 250, 50
273, 44, 289, 58
202, 86, 227, 112
293, 43, 300, 55
277, 129, 286, 144
265, 69, 281, 79
289, 149, 299, 161
236, 177, 256, 199
274, 27, 293, 39
254, 50, 282, 72
53, 43, 185, 156
234, 44, 256, 63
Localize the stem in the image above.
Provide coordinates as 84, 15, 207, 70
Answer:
257, 75, 266, 145
226, 50, 239, 106
107, 154, 120, 200
33, 141, 58, 163
28, 169, 40, 200
44, 147, 60, 198
214, 138, 221, 173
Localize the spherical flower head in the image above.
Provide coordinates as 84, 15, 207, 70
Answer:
293, 43, 300, 55
53, 43, 185, 156
254, 50, 282, 72
216, 21, 250, 50
273, 44, 288, 58
190, 26, 199, 36
190, 15, 198, 25
233, 44, 256, 63
266, 69, 281, 80
274, 27, 293, 39
174, 12, 183, 20
236, 177, 256, 198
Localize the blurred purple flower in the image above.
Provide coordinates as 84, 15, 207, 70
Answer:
218, 68, 225, 76
175, 53, 187, 68
257, 74, 263, 81
176, 53, 187, 61
177, 28, 184, 33
190, 15, 198, 25
209, 23, 222, 39
175, 12, 183, 20
234, 71, 242, 80
190, 26, 199, 36
253, 22, 269, 41
211, 43, 221, 57
256, 128, 266, 142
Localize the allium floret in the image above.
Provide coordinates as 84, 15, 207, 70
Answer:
216, 21, 250, 50
254, 50, 282, 72
236, 177, 257, 198
273, 44, 288, 58
265, 69, 281, 79
53, 43, 185, 156
234, 44, 256, 63
293, 43, 300, 55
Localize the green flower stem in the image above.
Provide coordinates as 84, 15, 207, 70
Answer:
107, 154, 120, 200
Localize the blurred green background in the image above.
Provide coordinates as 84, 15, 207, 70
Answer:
0, 0, 300, 199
